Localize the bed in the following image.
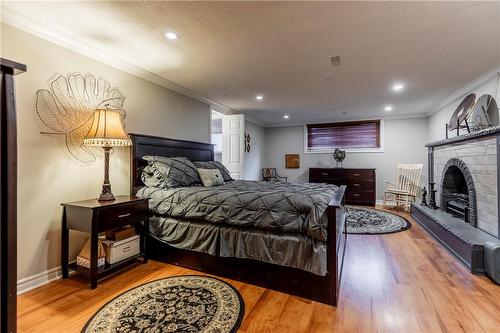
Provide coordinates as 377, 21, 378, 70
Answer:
130, 133, 347, 305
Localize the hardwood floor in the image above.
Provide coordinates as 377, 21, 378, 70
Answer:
17, 208, 500, 333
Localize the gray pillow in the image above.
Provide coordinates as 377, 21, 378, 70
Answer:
141, 164, 165, 188
142, 156, 200, 188
197, 168, 225, 187
193, 161, 233, 182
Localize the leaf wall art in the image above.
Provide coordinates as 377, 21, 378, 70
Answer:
36, 73, 126, 163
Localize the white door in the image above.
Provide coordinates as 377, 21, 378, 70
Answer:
222, 114, 245, 179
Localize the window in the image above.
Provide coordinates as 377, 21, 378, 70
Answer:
305, 120, 382, 152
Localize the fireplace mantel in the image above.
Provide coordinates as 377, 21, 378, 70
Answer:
426, 126, 500, 148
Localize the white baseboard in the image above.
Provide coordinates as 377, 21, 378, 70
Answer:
17, 266, 63, 295
376, 199, 384, 206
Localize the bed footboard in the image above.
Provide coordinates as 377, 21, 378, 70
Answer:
325, 185, 347, 305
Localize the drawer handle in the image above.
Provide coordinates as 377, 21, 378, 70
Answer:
353, 173, 360, 177
118, 213, 131, 218
123, 246, 131, 253
353, 194, 360, 197
321, 172, 328, 176
353, 183, 360, 187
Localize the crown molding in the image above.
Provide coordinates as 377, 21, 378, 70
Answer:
261, 112, 428, 128
1, 7, 232, 113
243, 114, 267, 127
425, 65, 500, 116
210, 105, 233, 116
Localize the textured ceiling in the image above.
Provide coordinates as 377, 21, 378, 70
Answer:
2, 1, 500, 126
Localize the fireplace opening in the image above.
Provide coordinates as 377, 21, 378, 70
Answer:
439, 158, 477, 227
442, 166, 469, 222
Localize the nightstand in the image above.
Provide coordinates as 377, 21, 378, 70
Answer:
61, 195, 149, 289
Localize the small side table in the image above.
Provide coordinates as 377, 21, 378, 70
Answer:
61, 195, 149, 289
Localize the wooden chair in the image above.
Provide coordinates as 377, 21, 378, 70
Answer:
384, 163, 423, 211
262, 168, 287, 182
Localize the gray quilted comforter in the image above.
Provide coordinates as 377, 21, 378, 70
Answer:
137, 180, 339, 241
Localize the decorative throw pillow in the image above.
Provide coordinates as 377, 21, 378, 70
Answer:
193, 161, 233, 182
142, 156, 200, 188
197, 168, 225, 187
141, 164, 165, 188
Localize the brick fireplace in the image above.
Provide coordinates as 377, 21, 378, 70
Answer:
412, 126, 500, 274
432, 131, 499, 237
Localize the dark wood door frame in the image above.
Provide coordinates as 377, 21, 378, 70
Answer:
1, 58, 26, 333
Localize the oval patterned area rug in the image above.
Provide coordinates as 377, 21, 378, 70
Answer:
346, 206, 411, 234
82, 275, 244, 333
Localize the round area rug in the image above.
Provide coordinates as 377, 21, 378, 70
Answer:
82, 275, 244, 333
346, 207, 411, 234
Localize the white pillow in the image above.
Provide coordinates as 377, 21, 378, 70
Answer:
197, 168, 225, 187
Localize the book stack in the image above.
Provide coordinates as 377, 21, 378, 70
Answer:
105, 225, 137, 241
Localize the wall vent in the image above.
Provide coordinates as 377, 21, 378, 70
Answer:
331, 56, 341, 67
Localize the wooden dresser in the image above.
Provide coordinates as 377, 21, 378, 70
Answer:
309, 168, 376, 206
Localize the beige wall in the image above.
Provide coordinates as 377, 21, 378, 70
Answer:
1, 23, 210, 281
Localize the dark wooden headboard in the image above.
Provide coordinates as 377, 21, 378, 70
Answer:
129, 133, 214, 195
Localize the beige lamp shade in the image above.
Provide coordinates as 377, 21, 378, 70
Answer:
83, 109, 132, 147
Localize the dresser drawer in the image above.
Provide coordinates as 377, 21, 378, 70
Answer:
309, 178, 345, 186
347, 189, 375, 203
344, 169, 375, 179
347, 180, 375, 190
309, 168, 343, 179
98, 202, 147, 231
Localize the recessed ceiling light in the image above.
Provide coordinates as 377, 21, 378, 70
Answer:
384, 105, 393, 112
392, 82, 405, 92
165, 31, 179, 40
256, 95, 263, 100
283, 115, 289, 119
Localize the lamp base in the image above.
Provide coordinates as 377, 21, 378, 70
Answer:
97, 146, 115, 202
98, 192, 115, 202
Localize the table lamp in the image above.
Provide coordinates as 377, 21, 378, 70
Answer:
83, 108, 131, 201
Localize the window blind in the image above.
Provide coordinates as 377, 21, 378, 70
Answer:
306, 120, 381, 151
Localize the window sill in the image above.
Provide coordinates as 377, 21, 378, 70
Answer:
304, 148, 384, 154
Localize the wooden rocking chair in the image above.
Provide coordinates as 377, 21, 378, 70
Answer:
384, 163, 423, 211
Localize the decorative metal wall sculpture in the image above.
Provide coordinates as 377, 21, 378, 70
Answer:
467, 94, 499, 131
446, 93, 476, 138
445, 74, 500, 138
36, 73, 126, 163
244, 133, 251, 153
